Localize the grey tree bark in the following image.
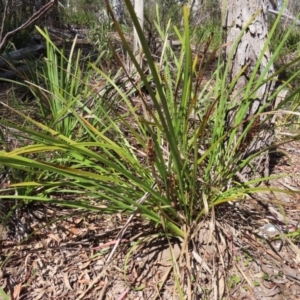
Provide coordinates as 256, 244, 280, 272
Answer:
131, 0, 144, 72
190, 0, 202, 20
222, 0, 276, 181
112, 0, 123, 23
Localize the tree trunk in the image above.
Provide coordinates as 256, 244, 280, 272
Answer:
112, 0, 123, 23
222, 0, 276, 181
133, 0, 144, 64
190, 0, 202, 21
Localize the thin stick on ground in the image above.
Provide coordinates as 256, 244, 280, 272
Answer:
105, 183, 157, 264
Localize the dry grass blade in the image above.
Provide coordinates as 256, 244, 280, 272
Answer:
235, 262, 254, 290
214, 229, 227, 299
181, 226, 192, 300
213, 270, 225, 300
281, 234, 300, 263
77, 263, 112, 300
98, 279, 109, 300
192, 251, 212, 275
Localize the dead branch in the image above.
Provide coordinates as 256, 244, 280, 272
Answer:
0, 0, 57, 52
0, 0, 10, 43
268, 8, 300, 26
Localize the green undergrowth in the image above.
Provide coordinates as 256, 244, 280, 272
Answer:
0, 2, 300, 298
0, 0, 299, 241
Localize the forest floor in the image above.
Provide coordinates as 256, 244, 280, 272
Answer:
0, 81, 300, 300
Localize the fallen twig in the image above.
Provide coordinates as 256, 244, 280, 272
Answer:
0, 0, 56, 52
105, 183, 156, 264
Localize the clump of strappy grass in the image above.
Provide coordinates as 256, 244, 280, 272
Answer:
0, 1, 300, 298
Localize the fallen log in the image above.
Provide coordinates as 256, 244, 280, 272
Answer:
0, 40, 97, 81
0, 64, 33, 80
0, 44, 45, 68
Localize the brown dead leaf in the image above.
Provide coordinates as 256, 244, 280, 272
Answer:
78, 279, 106, 286
47, 233, 61, 243
88, 224, 98, 230
215, 270, 225, 300
79, 261, 91, 270
69, 227, 82, 235
33, 289, 45, 300
13, 282, 22, 300
74, 217, 83, 224
63, 272, 73, 290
